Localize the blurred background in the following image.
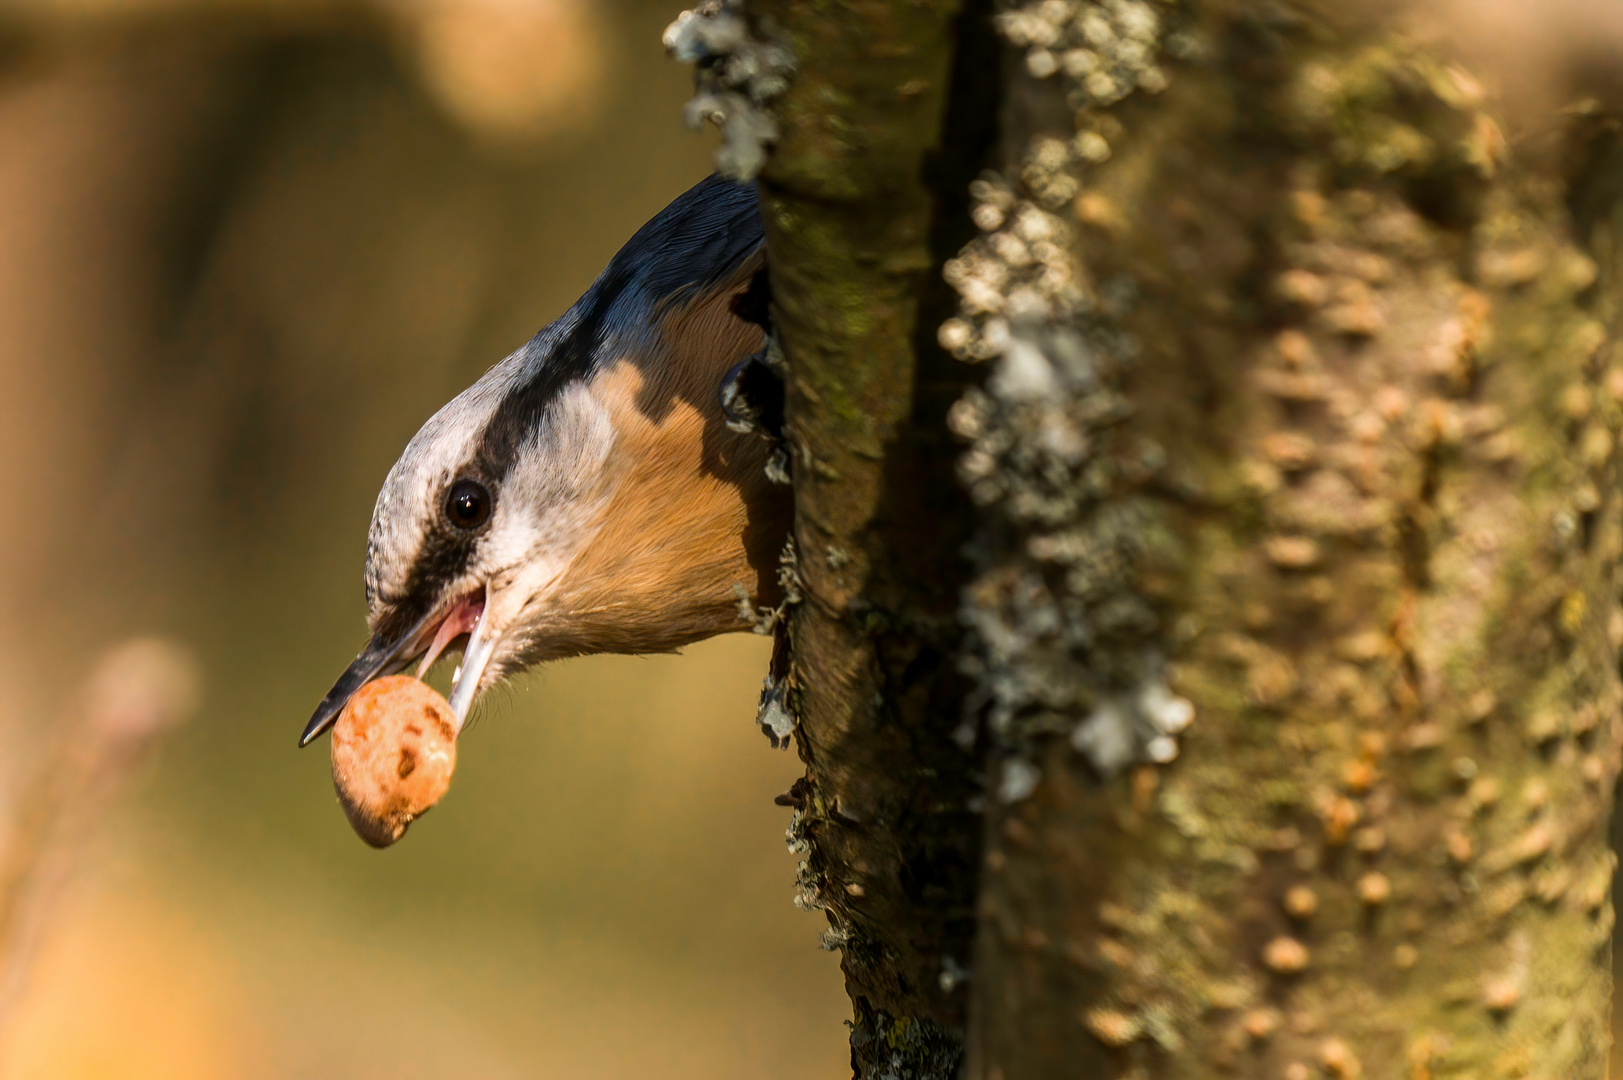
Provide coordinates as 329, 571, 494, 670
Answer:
0, 1, 847, 1077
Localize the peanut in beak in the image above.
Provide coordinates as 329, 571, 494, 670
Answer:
329, 675, 458, 847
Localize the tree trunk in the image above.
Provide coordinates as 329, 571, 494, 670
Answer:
750, 1, 994, 1075
744, 0, 1623, 1076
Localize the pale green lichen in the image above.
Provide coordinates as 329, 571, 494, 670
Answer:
950, 0, 1193, 779
665, 0, 797, 178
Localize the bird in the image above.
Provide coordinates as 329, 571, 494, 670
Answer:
299, 173, 790, 747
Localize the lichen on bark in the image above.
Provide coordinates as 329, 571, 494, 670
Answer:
954, 2, 1623, 1077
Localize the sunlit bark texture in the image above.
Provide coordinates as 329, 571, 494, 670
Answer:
751, 1, 992, 1075
757, 0, 1623, 1077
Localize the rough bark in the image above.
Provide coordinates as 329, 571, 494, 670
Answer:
750, 1, 996, 1075
758, 0, 1623, 1077
956, 3, 1623, 1077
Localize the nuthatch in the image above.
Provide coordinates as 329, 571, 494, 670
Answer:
299, 174, 788, 747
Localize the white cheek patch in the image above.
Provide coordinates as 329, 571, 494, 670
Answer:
477, 382, 619, 639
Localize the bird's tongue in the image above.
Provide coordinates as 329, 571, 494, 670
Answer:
415, 595, 486, 680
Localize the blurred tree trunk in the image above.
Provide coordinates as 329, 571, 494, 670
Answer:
756, 1, 1623, 1077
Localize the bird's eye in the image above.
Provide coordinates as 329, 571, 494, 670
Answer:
445, 479, 492, 530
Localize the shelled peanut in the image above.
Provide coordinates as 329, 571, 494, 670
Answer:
330, 675, 458, 847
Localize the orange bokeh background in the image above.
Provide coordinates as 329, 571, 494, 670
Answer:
0, 3, 847, 1076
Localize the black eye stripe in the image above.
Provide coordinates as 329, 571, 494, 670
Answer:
377, 526, 476, 642
371, 477, 493, 642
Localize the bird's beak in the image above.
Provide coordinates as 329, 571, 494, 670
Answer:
298, 607, 439, 747
298, 582, 496, 748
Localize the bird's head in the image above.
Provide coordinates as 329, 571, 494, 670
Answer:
299, 175, 788, 747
